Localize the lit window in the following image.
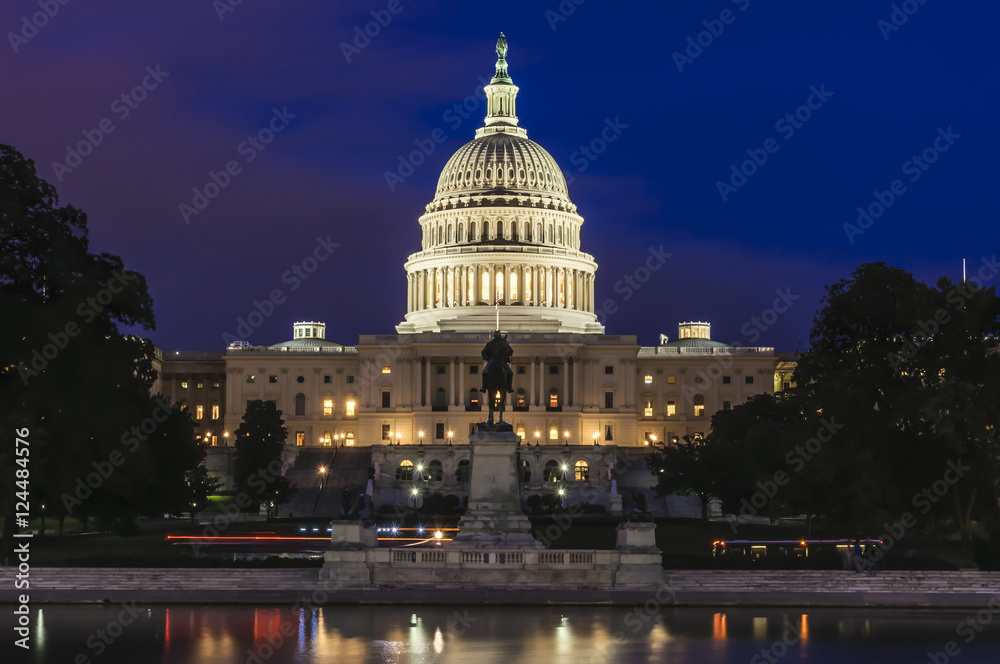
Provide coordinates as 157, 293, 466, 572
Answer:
181, 381, 188, 389
524, 270, 532, 301
481, 269, 490, 301
667, 376, 676, 384
397, 460, 414, 481
558, 275, 565, 305
694, 394, 705, 417
211, 435, 217, 446
644, 375, 653, 384
323, 399, 333, 416
295, 432, 305, 447
213, 381, 220, 388
549, 427, 558, 440
510, 271, 518, 301
195, 405, 204, 420
382, 366, 391, 374
666, 400, 676, 417
382, 424, 391, 440
345, 433, 354, 446
574, 460, 590, 481
305, 328, 311, 337
346, 401, 356, 417
549, 389, 559, 408
322, 432, 331, 446
495, 271, 504, 300
211, 404, 220, 420
468, 270, 474, 302
196, 382, 204, 389
644, 400, 653, 417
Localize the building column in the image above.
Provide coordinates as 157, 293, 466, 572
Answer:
424, 356, 431, 407
458, 357, 465, 407
416, 271, 424, 311
573, 356, 583, 406
449, 357, 455, 407
529, 356, 535, 409
562, 357, 569, 407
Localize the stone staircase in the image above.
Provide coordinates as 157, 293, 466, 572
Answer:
280, 447, 371, 518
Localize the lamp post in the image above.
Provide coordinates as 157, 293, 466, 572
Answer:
563, 430, 569, 446
396, 432, 402, 445
418, 430, 424, 445
223, 431, 229, 447
318, 465, 329, 490
534, 430, 540, 446
593, 431, 600, 446
447, 430, 454, 446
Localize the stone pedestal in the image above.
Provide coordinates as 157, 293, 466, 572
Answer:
319, 521, 376, 586
451, 431, 542, 549
613, 521, 665, 586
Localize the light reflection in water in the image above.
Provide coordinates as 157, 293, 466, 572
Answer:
28, 604, 1000, 664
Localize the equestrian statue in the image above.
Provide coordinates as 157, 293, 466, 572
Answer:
480, 330, 513, 430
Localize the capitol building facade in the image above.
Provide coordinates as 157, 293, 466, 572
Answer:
152, 37, 793, 507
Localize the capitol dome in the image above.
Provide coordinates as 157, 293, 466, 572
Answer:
396, 34, 603, 335
434, 132, 570, 203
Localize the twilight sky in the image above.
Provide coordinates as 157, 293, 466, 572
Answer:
2, 0, 998, 353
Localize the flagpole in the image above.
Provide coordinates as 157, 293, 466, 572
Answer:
495, 292, 500, 331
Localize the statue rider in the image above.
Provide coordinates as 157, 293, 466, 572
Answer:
481, 330, 513, 395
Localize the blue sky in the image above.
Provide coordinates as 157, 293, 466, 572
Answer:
2, 0, 997, 351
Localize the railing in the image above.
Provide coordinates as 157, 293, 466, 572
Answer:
637, 346, 774, 356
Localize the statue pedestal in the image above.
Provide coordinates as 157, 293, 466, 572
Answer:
320, 521, 376, 586
451, 431, 542, 549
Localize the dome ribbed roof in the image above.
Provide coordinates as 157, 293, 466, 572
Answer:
434, 132, 569, 201
662, 338, 730, 348
272, 338, 342, 349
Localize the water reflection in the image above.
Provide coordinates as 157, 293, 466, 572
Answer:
20, 604, 1000, 663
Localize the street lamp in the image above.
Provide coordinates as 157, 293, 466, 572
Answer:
318, 465, 329, 490
223, 431, 229, 446
563, 431, 569, 446
534, 430, 540, 446
396, 432, 402, 445
447, 430, 453, 445
418, 430, 424, 444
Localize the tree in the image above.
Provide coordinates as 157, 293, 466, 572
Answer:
183, 466, 223, 523
647, 434, 723, 522
0, 144, 204, 543
716, 262, 1000, 552
233, 400, 294, 517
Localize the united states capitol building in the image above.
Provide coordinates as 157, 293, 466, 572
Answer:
153, 37, 794, 512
